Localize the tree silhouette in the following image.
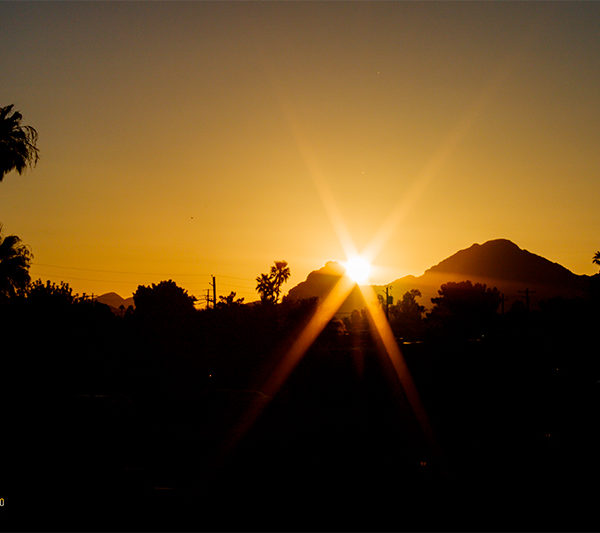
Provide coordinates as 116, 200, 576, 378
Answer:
397, 289, 425, 317
133, 280, 196, 319
427, 280, 501, 339
271, 260, 291, 302
256, 260, 291, 304
593, 251, 600, 271
217, 291, 245, 308
0, 104, 39, 181
390, 289, 425, 339
256, 272, 275, 303
0, 225, 32, 300
27, 279, 78, 306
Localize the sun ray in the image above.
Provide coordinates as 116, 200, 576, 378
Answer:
262, 275, 356, 399
217, 273, 357, 462
357, 284, 437, 448
254, 54, 359, 261
363, 60, 518, 264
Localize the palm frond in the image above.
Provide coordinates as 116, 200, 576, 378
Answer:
0, 104, 40, 181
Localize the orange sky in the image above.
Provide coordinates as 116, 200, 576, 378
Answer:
1, 2, 599, 303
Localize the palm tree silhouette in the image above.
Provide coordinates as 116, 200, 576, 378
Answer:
0, 104, 40, 181
593, 251, 600, 272
271, 260, 291, 302
0, 225, 32, 300
256, 272, 275, 304
256, 261, 291, 304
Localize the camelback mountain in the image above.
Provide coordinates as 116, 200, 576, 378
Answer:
285, 239, 593, 314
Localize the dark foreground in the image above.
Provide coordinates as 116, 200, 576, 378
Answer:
2, 300, 600, 531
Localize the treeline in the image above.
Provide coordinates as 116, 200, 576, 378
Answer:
339, 278, 600, 345
2, 273, 600, 530
2, 273, 599, 396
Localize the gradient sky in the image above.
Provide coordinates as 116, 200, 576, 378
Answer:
1, 1, 599, 303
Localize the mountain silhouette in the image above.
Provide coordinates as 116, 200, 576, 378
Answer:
426, 239, 577, 284
286, 239, 592, 314
96, 292, 135, 311
285, 261, 367, 314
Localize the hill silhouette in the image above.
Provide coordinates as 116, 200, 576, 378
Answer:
287, 239, 593, 313
285, 261, 365, 314
96, 291, 135, 311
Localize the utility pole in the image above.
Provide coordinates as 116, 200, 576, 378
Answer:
210, 276, 217, 308
205, 289, 211, 310
518, 288, 536, 313
384, 285, 392, 320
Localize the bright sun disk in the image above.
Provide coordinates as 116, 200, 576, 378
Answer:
344, 255, 371, 284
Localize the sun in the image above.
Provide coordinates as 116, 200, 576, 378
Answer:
343, 255, 372, 284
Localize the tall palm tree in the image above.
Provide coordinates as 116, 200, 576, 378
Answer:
270, 260, 291, 302
256, 261, 291, 304
593, 251, 600, 271
0, 225, 32, 300
0, 104, 40, 181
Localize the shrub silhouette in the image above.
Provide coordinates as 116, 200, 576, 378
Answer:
217, 291, 245, 308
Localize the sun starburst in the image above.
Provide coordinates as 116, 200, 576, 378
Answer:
343, 255, 371, 284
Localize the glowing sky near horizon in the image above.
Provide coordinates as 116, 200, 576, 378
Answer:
1, 1, 599, 302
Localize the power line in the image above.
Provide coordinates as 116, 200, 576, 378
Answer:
32, 262, 186, 276
31, 262, 255, 282
31, 265, 258, 302
31, 271, 256, 291
29, 273, 139, 284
